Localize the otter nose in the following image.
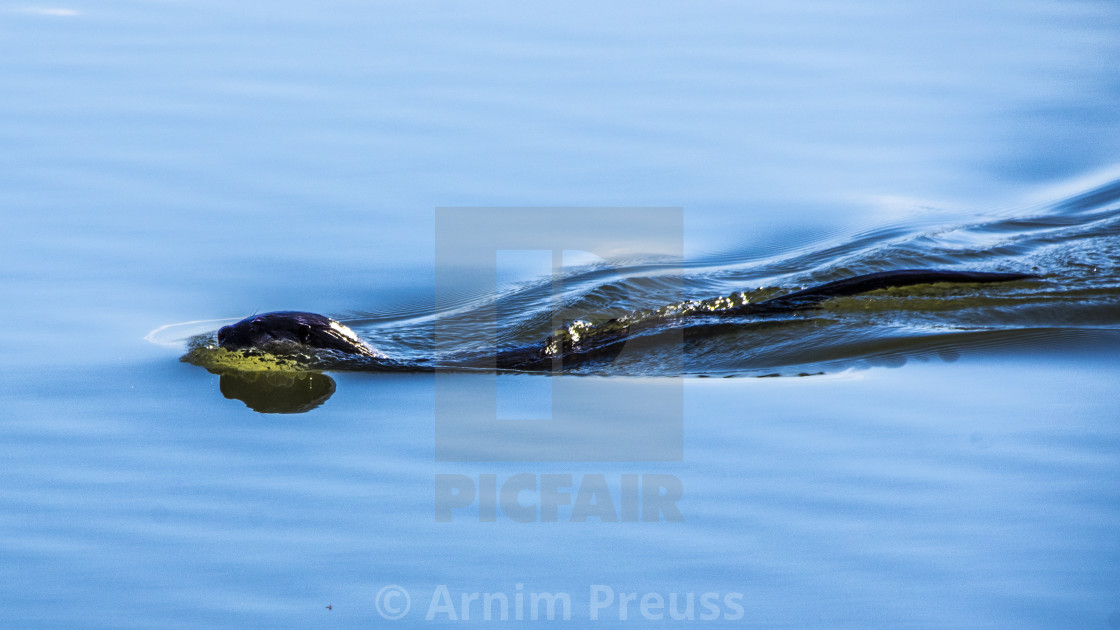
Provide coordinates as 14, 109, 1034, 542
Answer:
217, 326, 230, 345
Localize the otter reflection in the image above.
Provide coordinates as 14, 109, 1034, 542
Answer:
218, 370, 336, 414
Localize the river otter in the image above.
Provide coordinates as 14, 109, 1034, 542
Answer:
215, 269, 1035, 371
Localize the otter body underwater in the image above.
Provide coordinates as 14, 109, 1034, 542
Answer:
209, 269, 1036, 373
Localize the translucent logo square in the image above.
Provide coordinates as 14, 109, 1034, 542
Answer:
434, 207, 684, 462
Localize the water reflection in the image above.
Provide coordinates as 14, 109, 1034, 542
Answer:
217, 371, 336, 414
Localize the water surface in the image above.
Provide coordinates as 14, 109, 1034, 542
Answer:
1, 0, 1118, 628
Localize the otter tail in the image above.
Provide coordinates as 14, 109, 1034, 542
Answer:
752, 269, 1037, 313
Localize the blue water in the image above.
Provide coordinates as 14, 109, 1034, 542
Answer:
2, 1, 1119, 627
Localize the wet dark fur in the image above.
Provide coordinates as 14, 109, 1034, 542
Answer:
218, 311, 379, 358
217, 270, 1035, 370
736, 269, 1036, 313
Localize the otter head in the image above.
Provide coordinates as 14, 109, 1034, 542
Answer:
217, 311, 380, 358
